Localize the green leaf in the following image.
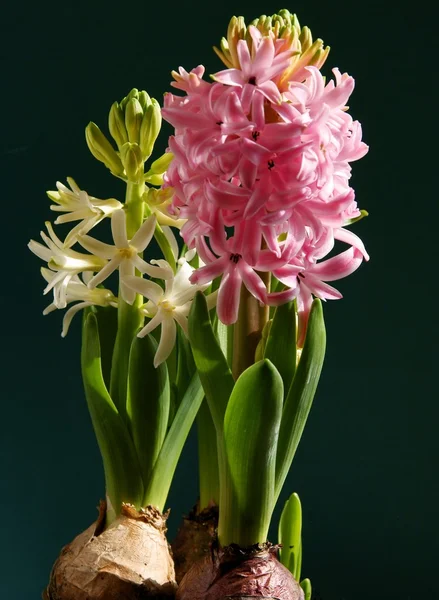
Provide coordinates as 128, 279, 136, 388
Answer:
300, 578, 312, 600
110, 298, 143, 423
175, 326, 196, 407
278, 492, 302, 581
264, 301, 296, 396
127, 334, 170, 489
197, 397, 220, 509
222, 359, 284, 546
275, 299, 326, 500
212, 314, 234, 369
81, 312, 143, 523
91, 304, 118, 391
188, 291, 234, 433
144, 373, 204, 511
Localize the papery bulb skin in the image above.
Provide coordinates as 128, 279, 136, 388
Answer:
176, 543, 304, 600
171, 504, 219, 583
44, 502, 177, 600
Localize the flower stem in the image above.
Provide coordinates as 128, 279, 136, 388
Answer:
109, 181, 145, 422
232, 273, 270, 379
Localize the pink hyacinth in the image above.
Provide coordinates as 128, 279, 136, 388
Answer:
162, 25, 369, 338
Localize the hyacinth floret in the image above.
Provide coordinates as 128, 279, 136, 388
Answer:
162, 10, 369, 340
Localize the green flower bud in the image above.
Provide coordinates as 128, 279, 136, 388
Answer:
120, 142, 144, 182
108, 101, 129, 149
120, 88, 139, 110
85, 122, 124, 176
125, 98, 144, 144
139, 99, 162, 161
149, 152, 174, 175
138, 90, 152, 110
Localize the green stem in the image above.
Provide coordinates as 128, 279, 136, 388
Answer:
232, 273, 270, 379
196, 398, 220, 509
109, 181, 145, 422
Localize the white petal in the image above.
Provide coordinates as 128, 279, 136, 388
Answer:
154, 316, 177, 367
123, 276, 164, 305
162, 225, 179, 260
206, 289, 219, 310
88, 255, 121, 288
137, 311, 164, 338
28, 240, 52, 262
131, 214, 157, 251
61, 302, 92, 337
120, 281, 136, 305
111, 209, 129, 248
43, 302, 57, 315
133, 256, 173, 279
79, 235, 116, 259
173, 309, 189, 336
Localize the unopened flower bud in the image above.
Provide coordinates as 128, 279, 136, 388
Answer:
120, 88, 139, 110
108, 101, 129, 149
138, 90, 152, 110
125, 98, 144, 144
139, 99, 162, 160
85, 122, 124, 176
150, 152, 173, 174
120, 142, 144, 182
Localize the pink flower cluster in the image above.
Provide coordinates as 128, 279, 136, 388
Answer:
162, 25, 369, 342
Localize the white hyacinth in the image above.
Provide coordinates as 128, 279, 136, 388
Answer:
28, 222, 107, 308
125, 258, 218, 367
41, 269, 117, 337
48, 178, 123, 248
78, 209, 172, 305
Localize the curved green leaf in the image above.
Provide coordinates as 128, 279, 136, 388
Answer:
175, 326, 196, 407
81, 312, 143, 523
222, 359, 283, 546
275, 299, 326, 500
197, 397, 220, 509
127, 333, 170, 489
144, 373, 204, 510
91, 304, 118, 390
188, 291, 234, 433
264, 301, 297, 397
109, 298, 143, 422
300, 578, 312, 600
278, 492, 302, 581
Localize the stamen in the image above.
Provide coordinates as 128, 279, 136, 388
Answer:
229, 253, 242, 264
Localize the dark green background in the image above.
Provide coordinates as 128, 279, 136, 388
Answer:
1, 1, 436, 598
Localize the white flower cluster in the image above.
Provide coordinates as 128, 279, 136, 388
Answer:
29, 179, 216, 365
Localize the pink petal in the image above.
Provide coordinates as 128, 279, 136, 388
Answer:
267, 286, 299, 306
236, 39, 252, 76
213, 68, 245, 87
189, 256, 228, 286
297, 287, 313, 347
252, 37, 275, 79
217, 268, 242, 325
309, 247, 363, 281
257, 80, 282, 104
244, 183, 269, 220
238, 262, 267, 304
334, 228, 370, 260
241, 221, 262, 266
300, 275, 342, 300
